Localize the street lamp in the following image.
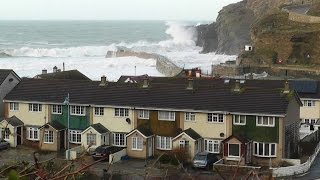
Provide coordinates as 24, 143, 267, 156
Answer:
63, 93, 70, 160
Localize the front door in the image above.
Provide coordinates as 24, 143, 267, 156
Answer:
16, 127, 22, 145
60, 130, 65, 149
148, 137, 153, 157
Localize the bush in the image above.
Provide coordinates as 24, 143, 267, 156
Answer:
159, 148, 190, 166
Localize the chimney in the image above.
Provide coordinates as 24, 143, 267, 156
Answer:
142, 77, 149, 88
234, 80, 241, 92
42, 69, 47, 75
63, 62, 65, 71
249, 73, 254, 80
53, 66, 58, 73
99, 75, 108, 86
186, 78, 194, 90
283, 80, 290, 94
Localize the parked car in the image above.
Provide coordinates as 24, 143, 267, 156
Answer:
91, 145, 123, 161
192, 152, 218, 169
0, 139, 10, 150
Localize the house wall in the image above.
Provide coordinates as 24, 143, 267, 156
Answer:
184, 112, 227, 139
172, 134, 196, 160
223, 138, 246, 165
300, 99, 320, 120
137, 110, 181, 137
39, 126, 60, 151
51, 105, 90, 130
0, 72, 20, 118
8, 103, 49, 126
81, 128, 102, 150
0, 122, 16, 147
92, 107, 134, 133
126, 132, 147, 159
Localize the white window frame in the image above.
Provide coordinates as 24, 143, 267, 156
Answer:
228, 143, 241, 158
27, 127, 39, 141
233, 115, 246, 125
9, 102, 19, 111
156, 136, 172, 150
44, 130, 54, 144
132, 137, 143, 150
204, 139, 220, 154
69, 130, 82, 144
253, 141, 277, 157
256, 116, 275, 127
179, 140, 189, 150
114, 108, 129, 117
138, 110, 149, 119
52, 105, 62, 114
70, 106, 85, 116
207, 113, 224, 123
185, 112, 196, 121
94, 107, 104, 116
304, 118, 317, 125
158, 111, 175, 121
87, 133, 97, 145
28, 104, 42, 112
113, 133, 126, 147
1, 128, 10, 140
303, 100, 316, 107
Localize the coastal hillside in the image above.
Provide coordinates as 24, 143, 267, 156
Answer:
196, 0, 318, 56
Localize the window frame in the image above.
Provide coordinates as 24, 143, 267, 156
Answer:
28, 104, 42, 112
138, 110, 149, 119
156, 136, 172, 150
27, 127, 39, 141
69, 130, 82, 144
114, 108, 129, 117
86, 133, 97, 146
207, 113, 224, 123
303, 100, 316, 107
204, 139, 220, 154
70, 106, 85, 116
1, 128, 10, 140
132, 137, 143, 151
228, 143, 241, 158
44, 130, 54, 144
9, 102, 19, 111
253, 141, 277, 157
52, 105, 62, 114
233, 115, 246, 125
112, 133, 126, 147
185, 112, 196, 122
256, 116, 275, 127
158, 111, 175, 121
179, 140, 189, 150
94, 107, 104, 116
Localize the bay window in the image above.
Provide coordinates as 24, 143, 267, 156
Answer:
253, 142, 276, 157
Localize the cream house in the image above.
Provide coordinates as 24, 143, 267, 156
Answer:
81, 123, 110, 151
0, 116, 24, 147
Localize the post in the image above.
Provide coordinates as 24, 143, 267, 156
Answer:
64, 93, 70, 160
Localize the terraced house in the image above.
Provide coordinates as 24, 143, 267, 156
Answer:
3, 77, 301, 166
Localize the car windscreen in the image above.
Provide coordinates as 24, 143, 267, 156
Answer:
95, 147, 106, 153
195, 155, 207, 161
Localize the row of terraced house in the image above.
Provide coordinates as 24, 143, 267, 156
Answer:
1, 69, 320, 167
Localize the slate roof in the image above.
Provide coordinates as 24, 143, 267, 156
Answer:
0, 69, 14, 84
39, 121, 66, 130
1, 116, 24, 127
4, 78, 298, 116
127, 127, 153, 137
34, 70, 91, 81
180, 128, 202, 140
90, 123, 109, 134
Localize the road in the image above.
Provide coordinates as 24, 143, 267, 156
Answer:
283, 4, 312, 14
294, 154, 320, 180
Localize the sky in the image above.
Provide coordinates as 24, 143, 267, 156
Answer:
0, 0, 242, 21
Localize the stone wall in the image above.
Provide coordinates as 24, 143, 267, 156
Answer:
106, 50, 182, 77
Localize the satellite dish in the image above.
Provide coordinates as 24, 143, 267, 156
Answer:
126, 118, 131, 124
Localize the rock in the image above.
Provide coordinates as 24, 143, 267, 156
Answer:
0, 52, 11, 58
196, 23, 218, 53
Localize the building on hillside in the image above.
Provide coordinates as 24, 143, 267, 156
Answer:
3, 77, 301, 166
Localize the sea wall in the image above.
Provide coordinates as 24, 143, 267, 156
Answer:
106, 50, 182, 77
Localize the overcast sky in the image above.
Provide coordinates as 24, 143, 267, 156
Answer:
0, 0, 242, 21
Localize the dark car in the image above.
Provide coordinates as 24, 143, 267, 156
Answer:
0, 139, 10, 150
192, 152, 218, 169
91, 145, 123, 161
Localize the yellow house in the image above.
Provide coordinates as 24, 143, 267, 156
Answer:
81, 123, 110, 151
0, 116, 24, 147
125, 127, 154, 159
38, 121, 66, 151
300, 98, 320, 125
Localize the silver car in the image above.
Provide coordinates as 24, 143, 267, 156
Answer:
192, 152, 218, 169
0, 139, 10, 150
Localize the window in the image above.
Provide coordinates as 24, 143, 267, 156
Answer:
1, 128, 10, 140
132, 137, 143, 150
158, 111, 175, 121
304, 119, 317, 125
28, 104, 42, 112
115, 108, 129, 117
179, 140, 189, 150
52, 105, 62, 114
71, 106, 85, 116
185, 112, 196, 121
253, 142, 276, 157
228, 144, 240, 157
94, 107, 104, 116
138, 110, 149, 119
208, 113, 224, 123
233, 115, 246, 125
113, 133, 126, 146
87, 134, 96, 145
204, 139, 220, 153
9, 102, 19, 111
156, 136, 172, 150
27, 127, 39, 140
44, 130, 54, 143
303, 100, 316, 107
256, 116, 275, 127
69, 130, 81, 144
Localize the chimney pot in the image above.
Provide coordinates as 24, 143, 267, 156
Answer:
142, 77, 149, 88
186, 78, 194, 90
53, 66, 58, 73
42, 69, 47, 75
234, 80, 241, 92
283, 80, 290, 94
99, 75, 108, 86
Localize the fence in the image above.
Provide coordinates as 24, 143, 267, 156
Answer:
271, 141, 320, 177
109, 148, 127, 164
